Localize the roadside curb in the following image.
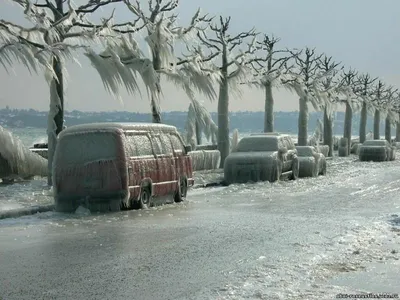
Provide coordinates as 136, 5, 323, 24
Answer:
0, 204, 55, 220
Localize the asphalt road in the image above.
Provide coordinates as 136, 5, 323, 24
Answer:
1, 159, 400, 300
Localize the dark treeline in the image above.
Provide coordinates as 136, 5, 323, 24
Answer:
0, 108, 379, 136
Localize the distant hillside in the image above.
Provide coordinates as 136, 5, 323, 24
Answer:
0, 108, 383, 136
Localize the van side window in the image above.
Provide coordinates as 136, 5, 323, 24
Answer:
125, 135, 139, 156
160, 134, 173, 155
170, 134, 184, 153
133, 135, 153, 156
151, 134, 174, 156
151, 135, 164, 155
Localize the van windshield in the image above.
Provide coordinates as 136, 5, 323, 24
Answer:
57, 131, 118, 166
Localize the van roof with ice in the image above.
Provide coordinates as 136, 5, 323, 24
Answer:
59, 122, 178, 136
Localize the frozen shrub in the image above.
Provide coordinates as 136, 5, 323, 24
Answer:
0, 126, 47, 181
350, 143, 362, 155
189, 150, 221, 171
316, 145, 329, 157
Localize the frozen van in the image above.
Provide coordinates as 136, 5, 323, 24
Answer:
52, 122, 194, 212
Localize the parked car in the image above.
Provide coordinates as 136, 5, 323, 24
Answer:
295, 146, 327, 177
53, 122, 194, 212
358, 139, 396, 162
224, 134, 299, 184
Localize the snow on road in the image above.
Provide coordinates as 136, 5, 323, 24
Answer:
1, 153, 400, 299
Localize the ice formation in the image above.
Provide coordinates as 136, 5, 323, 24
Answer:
0, 126, 47, 181
189, 150, 220, 171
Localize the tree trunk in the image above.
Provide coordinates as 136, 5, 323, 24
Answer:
195, 119, 202, 145
47, 55, 64, 186
343, 102, 353, 155
47, 0, 64, 186
397, 119, 400, 142
298, 96, 308, 146
323, 107, 333, 157
385, 116, 391, 142
264, 81, 274, 132
218, 75, 230, 168
359, 102, 367, 144
151, 49, 162, 123
373, 109, 380, 139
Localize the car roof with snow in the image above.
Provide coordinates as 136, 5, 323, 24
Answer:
250, 132, 281, 136
362, 140, 389, 146
236, 134, 295, 152
60, 122, 178, 135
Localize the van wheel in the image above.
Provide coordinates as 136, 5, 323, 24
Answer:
174, 177, 187, 203
139, 188, 152, 209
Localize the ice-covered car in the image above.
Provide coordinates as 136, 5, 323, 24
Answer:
295, 146, 327, 177
358, 139, 396, 162
224, 134, 299, 184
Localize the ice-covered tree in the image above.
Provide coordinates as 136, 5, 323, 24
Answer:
282, 48, 325, 146
356, 74, 377, 143
370, 80, 388, 139
0, 0, 134, 185
337, 68, 360, 155
185, 102, 217, 149
93, 0, 221, 123
315, 55, 341, 156
248, 34, 296, 132
197, 16, 258, 167
392, 93, 400, 142
379, 87, 398, 142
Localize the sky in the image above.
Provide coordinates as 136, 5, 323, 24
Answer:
1, 0, 400, 113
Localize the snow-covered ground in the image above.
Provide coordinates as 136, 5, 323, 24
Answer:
1, 150, 400, 299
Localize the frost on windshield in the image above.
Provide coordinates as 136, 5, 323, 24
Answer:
0, 126, 47, 180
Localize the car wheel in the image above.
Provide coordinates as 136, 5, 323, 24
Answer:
174, 177, 187, 203
290, 158, 299, 180
138, 187, 152, 209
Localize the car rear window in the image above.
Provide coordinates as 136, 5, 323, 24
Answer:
296, 147, 315, 156
56, 131, 118, 166
236, 137, 279, 152
363, 140, 388, 146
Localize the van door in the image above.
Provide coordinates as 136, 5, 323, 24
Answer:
169, 133, 190, 180
131, 133, 157, 196
159, 133, 176, 193
125, 134, 141, 201
150, 134, 175, 196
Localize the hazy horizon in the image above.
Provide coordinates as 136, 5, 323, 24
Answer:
1, 0, 400, 113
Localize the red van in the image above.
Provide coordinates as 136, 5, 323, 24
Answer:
52, 122, 194, 212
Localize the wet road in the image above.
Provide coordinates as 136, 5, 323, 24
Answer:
1, 158, 400, 300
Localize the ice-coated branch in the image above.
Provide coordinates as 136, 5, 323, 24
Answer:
317, 55, 342, 93
357, 73, 378, 96
74, 0, 123, 14
247, 34, 298, 87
